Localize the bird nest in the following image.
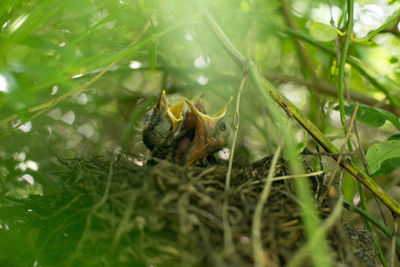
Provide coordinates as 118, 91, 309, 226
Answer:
1, 155, 376, 266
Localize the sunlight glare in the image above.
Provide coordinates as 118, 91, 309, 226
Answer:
373, 92, 385, 101
197, 75, 208, 85
194, 55, 211, 69
18, 121, 32, 133
9, 15, 28, 33
51, 85, 58, 95
26, 160, 39, 171
72, 73, 83, 79
60, 111, 75, 125
21, 174, 35, 185
185, 32, 194, 41
78, 123, 95, 138
47, 108, 62, 120
14, 151, 26, 162
77, 93, 88, 104
0, 74, 9, 93
129, 61, 142, 69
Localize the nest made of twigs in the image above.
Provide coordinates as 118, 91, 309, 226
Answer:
0, 154, 376, 266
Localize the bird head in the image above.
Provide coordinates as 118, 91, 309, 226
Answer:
143, 90, 184, 152
182, 96, 233, 165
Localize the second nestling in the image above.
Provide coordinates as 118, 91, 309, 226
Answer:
143, 90, 233, 166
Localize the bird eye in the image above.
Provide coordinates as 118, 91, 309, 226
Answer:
219, 121, 226, 131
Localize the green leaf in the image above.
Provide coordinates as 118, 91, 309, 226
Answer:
333, 103, 400, 130
148, 40, 157, 70
309, 23, 338, 42
366, 140, 400, 176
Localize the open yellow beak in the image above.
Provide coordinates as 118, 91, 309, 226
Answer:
183, 96, 233, 165
156, 90, 184, 131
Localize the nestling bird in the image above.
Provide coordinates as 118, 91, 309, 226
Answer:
173, 98, 207, 165
142, 90, 184, 159
176, 96, 233, 165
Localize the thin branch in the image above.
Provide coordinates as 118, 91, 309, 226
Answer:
271, 171, 325, 181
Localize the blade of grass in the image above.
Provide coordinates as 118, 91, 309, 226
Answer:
252, 145, 282, 267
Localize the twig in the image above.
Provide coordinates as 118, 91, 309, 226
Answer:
252, 145, 282, 267
271, 171, 325, 181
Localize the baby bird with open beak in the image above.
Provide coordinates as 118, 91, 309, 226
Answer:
175, 96, 233, 165
142, 90, 184, 159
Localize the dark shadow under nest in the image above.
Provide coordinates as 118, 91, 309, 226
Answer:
0, 155, 377, 266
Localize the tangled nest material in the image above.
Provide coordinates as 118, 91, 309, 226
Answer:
0, 155, 376, 266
